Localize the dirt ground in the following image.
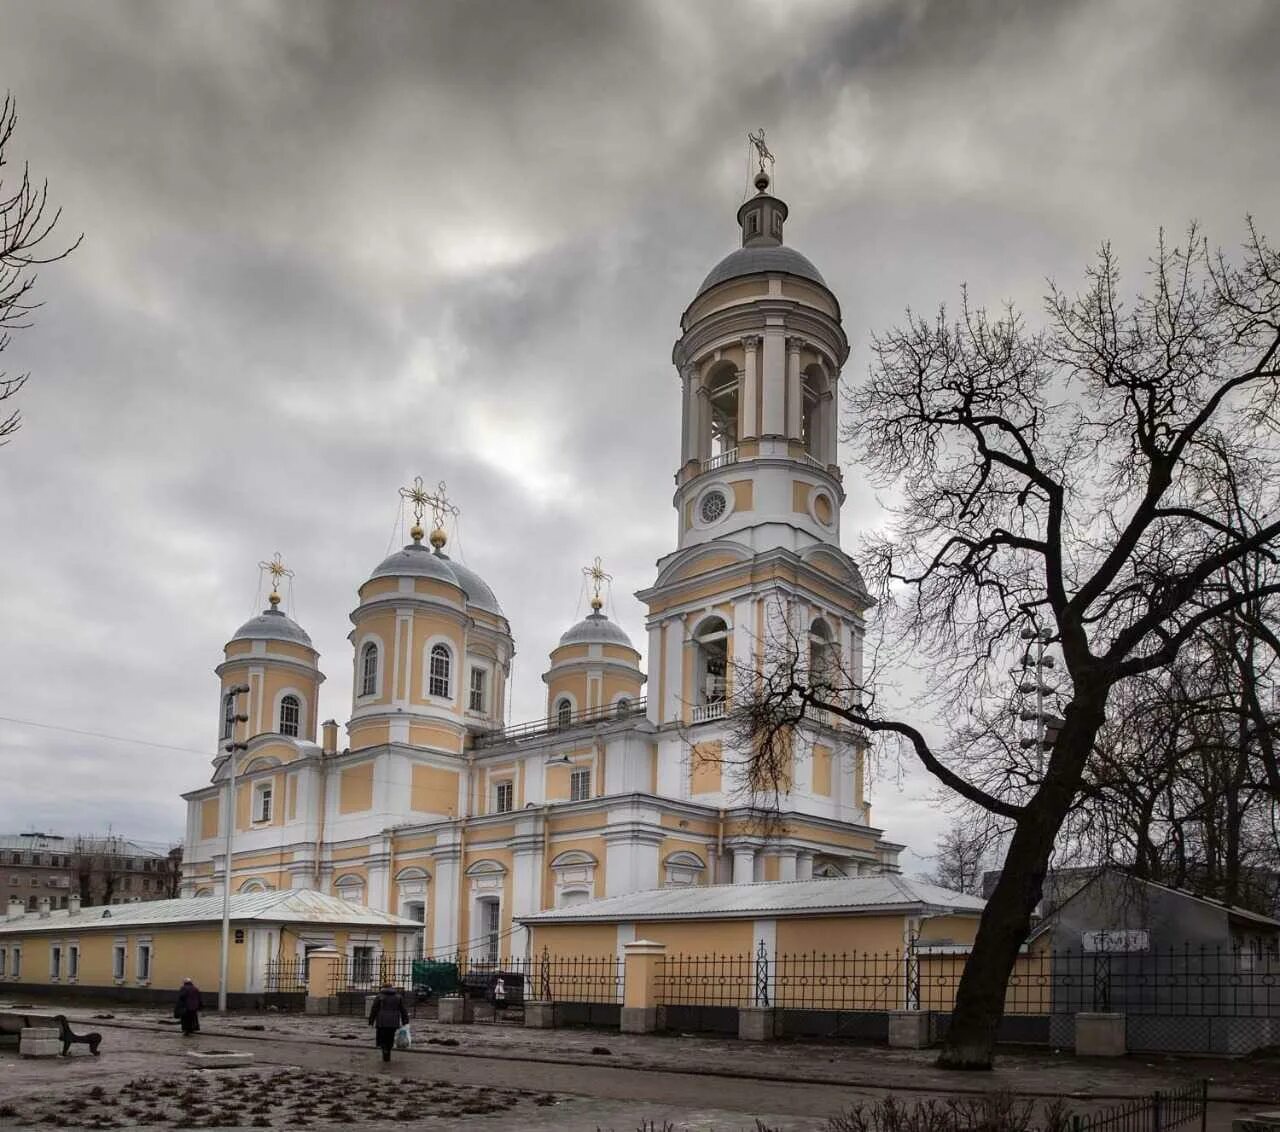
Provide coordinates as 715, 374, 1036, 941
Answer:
1, 998, 1276, 1131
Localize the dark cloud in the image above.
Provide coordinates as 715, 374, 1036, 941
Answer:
2, 0, 1278, 871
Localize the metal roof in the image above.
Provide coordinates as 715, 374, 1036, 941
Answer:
519, 875, 984, 925
696, 245, 827, 298
558, 612, 635, 649
230, 607, 313, 647
0, 834, 168, 857
367, 545, 504, 616
0, 889, 421, 937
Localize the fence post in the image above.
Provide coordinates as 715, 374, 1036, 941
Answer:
524, 947, 559, 1029
620, 939, 666, 1034
1152, 1090, 1162, 1132
1198, 1079, 1207, 1132
303, 946, 340, 1015
740, 940, 776, 1042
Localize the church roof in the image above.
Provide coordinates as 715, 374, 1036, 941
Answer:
437, 554, 504, 616
0, 889, 422, 936
230, 606, 312, 647
367, 543, 504, 616
558, 611, 635, 649
519, 875, 984, 925
696, 244, 826, 298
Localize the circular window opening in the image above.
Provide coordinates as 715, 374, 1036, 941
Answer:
813, 493, 834, 527
699, 491, 727, 524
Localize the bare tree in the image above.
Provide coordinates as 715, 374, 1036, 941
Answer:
926, 818, 998, 897
735, 224, 1280, 1068
0, 93, 80, 444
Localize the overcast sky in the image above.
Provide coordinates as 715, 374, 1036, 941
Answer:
1, 0, 1278, 871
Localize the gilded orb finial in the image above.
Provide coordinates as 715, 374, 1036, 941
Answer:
257, 552, 294, 610
583, 556, 612, 614
748, 127, 775, 192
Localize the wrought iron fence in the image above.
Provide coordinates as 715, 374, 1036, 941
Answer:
1070, 1079, 1207, 1132
263, 957, 309, 993
657, 952, 756, 1007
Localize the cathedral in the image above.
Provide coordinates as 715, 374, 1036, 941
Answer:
179, 161, 902, 961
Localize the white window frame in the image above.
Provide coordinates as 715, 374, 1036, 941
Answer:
112, 940, 126, 982
351, 944, 375, 986
67, 942, 79, 981
0, 948, 6, 977
357, 638, 381, 699
10, 946, 19, 979
279, 694, 301, 737
555, 697, 573, 728
427, 642, 453, 700
480, 898, 501, 962
569, 767, 591, 802
50, 943, 61, 981
334, 874, 366, 905
136, 938, 153, 984
468, 666, 487, 714
253, 780, 274, 824
493, 780, 514, 814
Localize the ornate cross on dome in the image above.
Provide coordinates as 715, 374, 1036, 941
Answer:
748, 128, 775, 178
257, 552, 293, 609
400, 476, 459, 549
583, 556, 612, 613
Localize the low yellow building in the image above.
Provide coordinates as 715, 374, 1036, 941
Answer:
0, 890, 419, 1005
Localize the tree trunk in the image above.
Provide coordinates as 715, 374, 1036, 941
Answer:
938, 704, 1104, 1069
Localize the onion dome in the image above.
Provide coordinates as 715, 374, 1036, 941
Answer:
368, 540, 460, 586
230, 592, 313, 647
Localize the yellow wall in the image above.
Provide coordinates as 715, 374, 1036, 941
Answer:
812, 744, 832, 796
729, 479, 754, 511
200, 798, 220, 840
410, 765, 459, 815
339, 762, 375, 813
690, 741, 722, 794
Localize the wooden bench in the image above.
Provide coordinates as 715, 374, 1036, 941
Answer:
54, 1015, 101, 1056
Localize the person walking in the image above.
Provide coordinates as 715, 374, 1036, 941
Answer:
174, 978, 203, 1036
367, 981, 408, 1063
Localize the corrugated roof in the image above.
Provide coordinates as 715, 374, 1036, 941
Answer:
0, 889, 421, 936
0, 834, 167, 857
519, 875, 984, 925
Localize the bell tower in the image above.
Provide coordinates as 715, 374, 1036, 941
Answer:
638, 135, 876, 843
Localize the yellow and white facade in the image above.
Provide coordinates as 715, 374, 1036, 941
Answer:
179, 171, 902, 961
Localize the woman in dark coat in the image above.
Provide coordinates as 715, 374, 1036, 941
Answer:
175, 978, 203, 1035
367, 982, 408, 1062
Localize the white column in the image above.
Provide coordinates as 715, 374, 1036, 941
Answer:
694, 386, 710, 462
761, 329, 785, 436
777, 850, 798, 882
681, 365, 697, 464
821, 390, 838, 465
786, 337, 803, 440
646, 625, 663, 725
733, 846, 756, 885
430, 842, 460, 955
796, 852, 814, 880
663, 619, 685, 725
741, 336, 760, 440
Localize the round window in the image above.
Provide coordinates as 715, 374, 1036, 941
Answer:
699, 491, 727, 524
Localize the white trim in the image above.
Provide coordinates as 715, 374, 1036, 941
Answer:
423, 634, 458, 704
691, 479, 737, 530
354, 633, 386, 702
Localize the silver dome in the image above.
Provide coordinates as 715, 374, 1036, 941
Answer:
369, 543, 461, 587
230, 607, 313, 647
558, 612, 635, 649
696, 245, 826, 298
437, 555, 504, 617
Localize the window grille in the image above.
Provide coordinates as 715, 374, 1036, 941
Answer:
469, 667, 486, 713
494, 781, 513, 814
279, 694, 300, 737
556, 699, 572, 727
570, 768, 591, 802
360, 642, 378, 696
429, 644, 452, 698
254, 783, 273, 823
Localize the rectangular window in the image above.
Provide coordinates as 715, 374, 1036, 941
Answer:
68, 945, 79, 979
254, 782, 273, 823
137, 943, 152, 982
112, 943, 126, 980
493, 781, 513, 814
11, 948, 19, 978
483, 900, 501, 962
570, 768, 591, 802
469, 667, 487, 713
0, 948, 6, 976
352, 945, 374, 985
50, 945, 61, 980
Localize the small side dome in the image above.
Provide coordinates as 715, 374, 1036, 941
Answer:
559, 611, 634, 649
231, 605, 312, 647
368, 542, 460, 586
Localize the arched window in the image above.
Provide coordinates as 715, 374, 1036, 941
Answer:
693, 617, 729, 707
221, 693, 236, 740
334, 874, 366, 904
707, 365, 739, 458
555, 698, 573, 728
279, 694, 300, 737
428, 643, 452, 698
360, 642, 378, 697
809, 619, 837, 693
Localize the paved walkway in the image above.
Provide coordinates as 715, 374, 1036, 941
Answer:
0, 1000, 1276, 1130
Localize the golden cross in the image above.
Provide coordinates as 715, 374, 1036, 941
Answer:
400, 475, 431, 531
583, 556, 612, 612
748, 128, 775, 177
424, 480, 460, 532
257, 552, 293, 608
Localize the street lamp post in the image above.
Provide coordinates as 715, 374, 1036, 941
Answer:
218, 684, 250, 1013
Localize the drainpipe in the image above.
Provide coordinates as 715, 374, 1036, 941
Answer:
312, 748, 329, 889
540, 804, 552, 909
717, 807, 726, 881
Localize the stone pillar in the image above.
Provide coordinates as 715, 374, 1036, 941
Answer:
681, 364, 697, 465
785, 337, 803, 440
888, 1011, 933, 1048
1075, 1012, 1126, 1056
304, 946, 340, 1015
776, 850, 798, 883
739, 1006, 776, 1042
19, 1027, 61, 1058
430, 838, 461, 956
732, 846, 756, 886
796, 853, 814, 881
761, 329, 785, 436
438, 995, 474, 1024
620, 939, 666, 1033
741, 336, 760, 440
694, 385, 710, 464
